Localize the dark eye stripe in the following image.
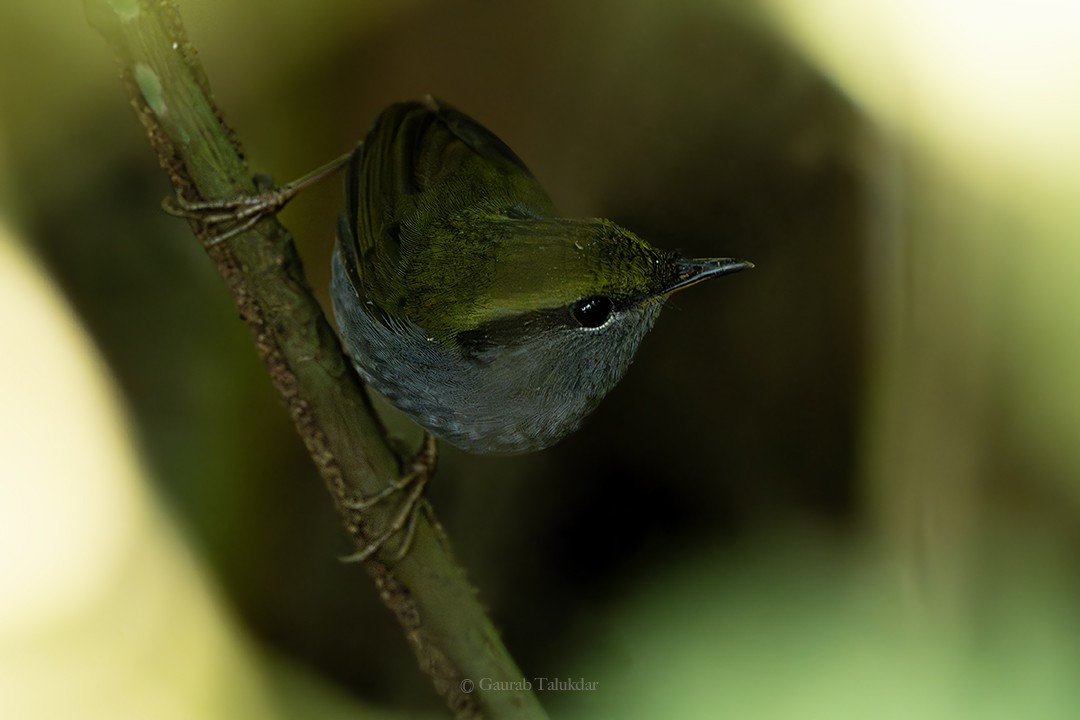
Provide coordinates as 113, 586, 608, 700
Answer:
455, 307, 568, 356
455, 295, 620, 357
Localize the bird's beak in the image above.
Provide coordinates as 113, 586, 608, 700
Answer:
660, 257, 754, 297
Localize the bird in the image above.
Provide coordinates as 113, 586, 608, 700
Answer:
330, 98, 752, 456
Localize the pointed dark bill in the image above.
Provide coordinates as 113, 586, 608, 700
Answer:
660, 258, 754, 297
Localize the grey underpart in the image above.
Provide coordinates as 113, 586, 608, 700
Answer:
330, 244, 664, 455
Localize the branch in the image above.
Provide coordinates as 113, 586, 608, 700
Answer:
84, 1, 546, 717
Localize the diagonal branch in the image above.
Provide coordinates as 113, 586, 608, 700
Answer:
84, 1, 546, 717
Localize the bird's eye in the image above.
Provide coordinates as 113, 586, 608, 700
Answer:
572, 296, 614, 329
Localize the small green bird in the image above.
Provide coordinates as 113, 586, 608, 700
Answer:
331, 99, 751, 454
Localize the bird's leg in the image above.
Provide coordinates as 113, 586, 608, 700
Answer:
340, 431, 438, 563
163, 148, 356, 245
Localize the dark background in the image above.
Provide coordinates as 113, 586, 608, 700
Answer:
5, 0, 1079, 717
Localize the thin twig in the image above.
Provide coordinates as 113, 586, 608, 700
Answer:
84, 1, 547, 717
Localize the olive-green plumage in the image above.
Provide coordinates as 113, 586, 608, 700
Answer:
331, 98, 750, 454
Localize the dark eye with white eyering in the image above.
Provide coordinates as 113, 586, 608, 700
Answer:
572, 296, 614, 329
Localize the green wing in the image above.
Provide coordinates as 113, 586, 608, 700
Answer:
338, 98, 557, 313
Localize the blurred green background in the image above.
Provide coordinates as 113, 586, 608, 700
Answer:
2, 0, 1079, 717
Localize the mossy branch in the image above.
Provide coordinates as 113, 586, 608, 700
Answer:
84, 1, 546, 717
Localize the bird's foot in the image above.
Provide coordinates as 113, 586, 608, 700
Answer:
162, 148, 355, 246
162, 174, 291, 245
339, 431, 438, 563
